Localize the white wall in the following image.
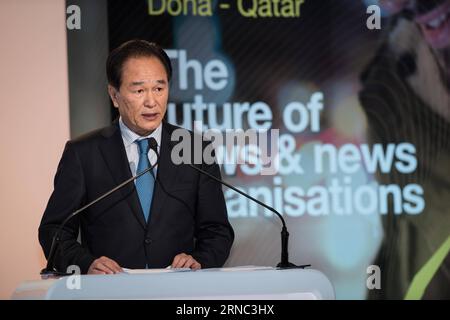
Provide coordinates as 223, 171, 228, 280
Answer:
0, 0, 70, 299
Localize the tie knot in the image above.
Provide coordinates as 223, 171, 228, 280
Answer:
136, 139, 150, 155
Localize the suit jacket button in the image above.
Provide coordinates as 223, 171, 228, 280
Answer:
145, 238, 152, 244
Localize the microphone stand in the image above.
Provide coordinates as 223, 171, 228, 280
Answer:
40, 141, 159, 278
186, 163, 310, 269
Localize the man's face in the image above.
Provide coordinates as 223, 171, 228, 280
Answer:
108, 56, 169, 136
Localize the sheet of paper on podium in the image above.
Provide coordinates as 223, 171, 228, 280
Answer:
122, 265, 273, 274
122, 267, 191, 274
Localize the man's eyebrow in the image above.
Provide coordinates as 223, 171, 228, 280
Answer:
130, 79, 167, 86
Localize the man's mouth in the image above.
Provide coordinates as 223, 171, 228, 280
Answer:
415, 0, 450, 49
142, 113, 158, 121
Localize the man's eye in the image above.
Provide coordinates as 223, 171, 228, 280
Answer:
136, 89, 144, 94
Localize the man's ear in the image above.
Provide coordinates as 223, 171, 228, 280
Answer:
108, 85, 120, 108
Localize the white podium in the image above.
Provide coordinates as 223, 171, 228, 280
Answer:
12, 267, 335, 300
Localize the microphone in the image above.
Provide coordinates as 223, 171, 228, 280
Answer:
40, 138, 159, 278
165, 139, 310, 269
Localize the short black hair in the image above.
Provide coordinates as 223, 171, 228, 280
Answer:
106, 39, 172, 89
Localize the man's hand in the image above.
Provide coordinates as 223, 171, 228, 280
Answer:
88, 256, 123, 274
171, 253, 201, 270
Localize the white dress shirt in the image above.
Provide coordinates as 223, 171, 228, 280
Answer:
118, 117, 162, 178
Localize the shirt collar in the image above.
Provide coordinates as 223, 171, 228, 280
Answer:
119, 117, 162, 148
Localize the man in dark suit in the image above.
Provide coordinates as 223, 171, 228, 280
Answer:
39, 40, 234, 275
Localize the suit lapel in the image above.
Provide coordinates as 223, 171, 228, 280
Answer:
147, 122, 180, 230
99, 123, 147, 230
